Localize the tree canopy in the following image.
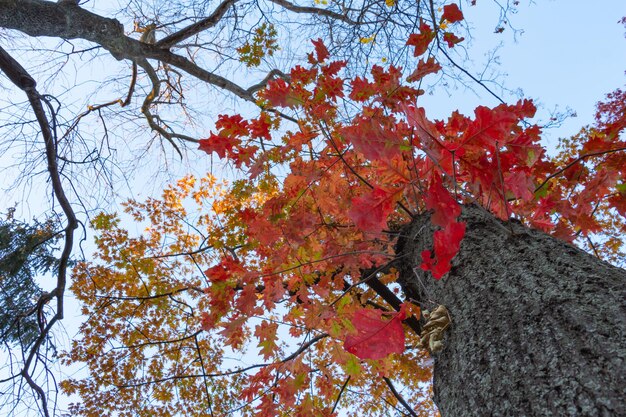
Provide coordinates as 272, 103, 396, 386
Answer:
0, 1, 624, 416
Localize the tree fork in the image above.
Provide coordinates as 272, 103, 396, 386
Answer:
396, 205, 626, 417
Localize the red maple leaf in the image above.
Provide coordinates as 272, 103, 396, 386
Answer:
344, 305, 406, 360
425, 172, 461, 227
240, 208, 280, 246
349, 76, 376, 101
505, 170, 534, 201
342, 116, 402, 161
443, 32, 464, 48
402, 105, 449, 167
609, 191, 626, 218
249, 114, 272, 140
406, 20, 435, 57
205, 257, 245, 282
198, 133, 240, 158
442, 3, 464, 23
421, 221, 466, 279
407, 57, 442, 83
215, 114, 249, 137
261, 78, 295, 108
348, 187, 397, 233
309, 38, 330, 64
461, 105, 519, 150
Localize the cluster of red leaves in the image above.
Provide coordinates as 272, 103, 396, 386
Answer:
63, 6, 626, 416
199, 113, 272, 168
193, 10, 625, 413
200, 32, 543, 360
527, 87, 626, 255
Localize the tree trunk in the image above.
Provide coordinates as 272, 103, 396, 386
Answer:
396, 205, 626, 417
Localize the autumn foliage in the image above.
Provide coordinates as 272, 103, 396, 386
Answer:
62, 5, 625, 416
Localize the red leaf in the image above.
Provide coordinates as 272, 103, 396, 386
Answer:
442, 3, 464, 23
198, 133, 240, 158
420, 221, 466, 279
342, 116, 402, 161
609, 191, 626, 218
215, 114, 249, 136
443, 32, 464, 48
348, 187, 396, 233
344, 306, 406, 360
240, 208, 280, 246
249, 114, 272, 140
261, 78, 295, 108
425, 173, 461, 227
406, 20, 435, 57
205, 257, 245, 282
461, 105, 520, 150
407, 57, 442, 83
254, 321, 279, 360
349, 76, 376, 101
505, 170, 534, 201
402, 105, 448, 167
309, 38, 330, 64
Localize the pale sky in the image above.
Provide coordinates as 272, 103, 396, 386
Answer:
422, 0, 626, 150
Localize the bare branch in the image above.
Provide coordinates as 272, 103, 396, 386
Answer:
0, 44, 78, 417
157, 0, 238, 49
383, 376, 418, 417
268, 0, 359, 25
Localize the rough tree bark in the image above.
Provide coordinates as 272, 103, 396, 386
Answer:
396, 205, 625, 417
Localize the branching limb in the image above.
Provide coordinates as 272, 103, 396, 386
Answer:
0, 44, 78, 417
382, 376, 418, 417
121, 61, 137, 107
268, 0, 359, 25
534, 146, 626, 193
117, 333, 329, 389
331, 376, 351, 414
137, 58, 192, 156
157, 0, 238, 49
247, 68, 290, 95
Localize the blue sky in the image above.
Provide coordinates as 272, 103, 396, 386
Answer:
423, 0, 626, 150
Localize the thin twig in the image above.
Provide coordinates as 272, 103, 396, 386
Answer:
383, 376, 418, 417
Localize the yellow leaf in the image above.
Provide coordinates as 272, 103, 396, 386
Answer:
385, 0, 395, 7
360, 35, 375, 44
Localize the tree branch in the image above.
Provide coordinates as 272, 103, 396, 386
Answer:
0, 43, 78, 417
268, 0, 359, 25
156, 0, 238, 49
383, 376, 418, 417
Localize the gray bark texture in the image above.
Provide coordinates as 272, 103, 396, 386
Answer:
396, 205, 626, 417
